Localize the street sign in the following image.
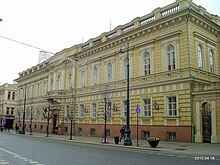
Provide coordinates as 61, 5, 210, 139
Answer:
136, 107, 140, 114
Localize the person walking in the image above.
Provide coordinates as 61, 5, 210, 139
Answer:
119, 125, 125, 142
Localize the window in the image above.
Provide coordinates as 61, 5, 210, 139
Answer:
143, 98, 151, 117
11, 107, 14, 115
37, 83, 40, 96
167, 96, 177, 116
107, 62, 112, 82
79, 104, 85, 118
65, 105, 70, 118
7, 92, 11, 100
144, 52, 150, 75
12, 92, 15, 100
57, 75, 61, 90
167, 44, 175, 70
32, 85, 34, 98
43, 81, 47, 95
81, 70, 86, 87
91, 103, 97, 118
209, 50, 215, 73
124, 59, 128, 79
198, 45, 203, 70
123, 100, 127, 117
6, 107, 10, 114
50, 77, 53, 90
93, 66, 98, 85
168, 132, 176, 141
69, 73, 73, 89
107, 102, 112, 118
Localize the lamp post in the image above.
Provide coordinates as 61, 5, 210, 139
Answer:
21, 87, 27, 134
119, 43, 132, 146
0, 18, 2, 22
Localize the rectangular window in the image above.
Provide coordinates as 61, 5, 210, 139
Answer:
143, 98, 151, 117
107, 102, 112, 118
43, 81, 47, 95
123, 101, 127, 117
168, 132, 176, 141
37, 84, 40, 96
167, 96, 177, 116
12, 92, 15, 100
79, 104, 85, 118
7, 92, 11, 100
11, 107, 14, 115
92, 103, 97, 118
6, 107, 10, 115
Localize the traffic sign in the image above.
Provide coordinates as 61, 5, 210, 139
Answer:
136, 107, 140, 114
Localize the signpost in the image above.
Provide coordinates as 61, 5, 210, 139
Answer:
136, 105, 140, 147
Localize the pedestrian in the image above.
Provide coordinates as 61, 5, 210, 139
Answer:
15, 124, 19, 133
55, 125, 58, 134
119, 125, 125, 142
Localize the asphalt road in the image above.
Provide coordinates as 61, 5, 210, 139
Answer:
0, 133, 218, 165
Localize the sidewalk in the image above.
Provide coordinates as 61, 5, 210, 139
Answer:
5, 131, 220, 158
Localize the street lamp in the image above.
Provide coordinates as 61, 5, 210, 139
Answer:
21, 87, 27, 134
67, 87, 75, 140
119, 43, 132, 146
0, 18, 2, 22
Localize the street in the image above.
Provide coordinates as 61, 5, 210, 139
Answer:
0, 133, 219, 165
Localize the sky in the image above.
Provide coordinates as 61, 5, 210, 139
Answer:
0, 0, 219, 84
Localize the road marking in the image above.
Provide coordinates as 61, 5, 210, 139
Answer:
0, 147, 44, 165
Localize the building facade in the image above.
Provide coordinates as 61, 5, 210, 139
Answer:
15, 0, 220, 143
0, 83, 17, 129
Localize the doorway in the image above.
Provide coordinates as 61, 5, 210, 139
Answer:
202, 102, 211, 143
53, 114, 57, 133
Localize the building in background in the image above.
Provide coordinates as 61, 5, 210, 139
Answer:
0, 83, 17, 130
14, 0, 220, 143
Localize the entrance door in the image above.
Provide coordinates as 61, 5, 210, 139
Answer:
53, 114, 57, 133
202, 103, 211, 143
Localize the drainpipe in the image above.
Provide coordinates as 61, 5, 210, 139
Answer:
186, 5, 195, 143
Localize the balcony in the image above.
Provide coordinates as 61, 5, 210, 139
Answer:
45, 90, 67, 103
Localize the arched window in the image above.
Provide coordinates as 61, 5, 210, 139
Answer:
167, 44, 175, 70
209, 50, 215, 73
107, 62, 112, 82
198, 45, 203, 70
144, 51, 150, 75
94, 66, 98, 85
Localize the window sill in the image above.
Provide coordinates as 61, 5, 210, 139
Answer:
163, 116, 179, 119
140, 116, 154, 119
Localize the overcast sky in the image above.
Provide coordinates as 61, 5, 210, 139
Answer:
0, 0, 219, 84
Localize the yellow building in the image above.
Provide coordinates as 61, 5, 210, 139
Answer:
15, 0, 220, 143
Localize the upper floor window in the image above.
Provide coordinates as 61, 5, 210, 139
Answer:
32, 85, 35, 98
91, 103, 97, 118
12, 92, 15, 100
144, 51, 150, 75
50, 77, 53, 91
143, 98, 151, 117
124, 59, 128, 79
79, 104, 85, 118
167, 44, 175, 70
107, 101, 112, 118
57, 75, 61, 90
209, 50, 215, 73
7, 92, 11, 100
198, 45, 204, 70
93, 66, 98, 85
69, 73, 73, 89
81, 70, 86, 87
122, 100, 127, 117
167, 96, 177, 116
107, 62, 112, 82
43, 81, 47, 95
37, 83, 40, 96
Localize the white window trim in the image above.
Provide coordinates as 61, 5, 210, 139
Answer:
90, 102, 97, 118
207, 45, 217, 74
161, 36, 179, 71
195, 39, 206, 71
139, 45, 154, 76
164, 94, 179, 117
